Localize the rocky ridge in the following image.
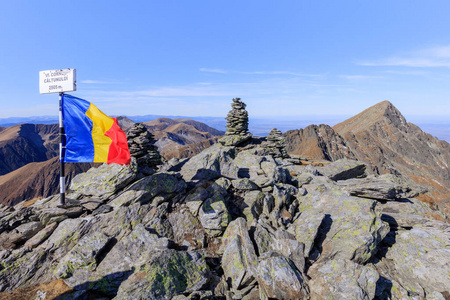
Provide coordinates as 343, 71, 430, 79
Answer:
285, 101, 450, 217
0, 138, 449, 299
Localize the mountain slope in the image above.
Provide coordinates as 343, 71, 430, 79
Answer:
0, 157, 95, 206
0, 124, 59, 175
333, 101, 450, 215
284, 124, 356, 161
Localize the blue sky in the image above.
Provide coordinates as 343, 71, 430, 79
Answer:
1, 1, 450, 123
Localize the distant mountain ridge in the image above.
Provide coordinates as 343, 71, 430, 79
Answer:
0, 117, 223, 205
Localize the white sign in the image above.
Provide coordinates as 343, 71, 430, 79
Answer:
39, 69, 76, 94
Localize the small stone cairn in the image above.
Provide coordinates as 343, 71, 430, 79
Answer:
219, 98, 252, 146
127, 123, 163, 175
265, 128, 290, 158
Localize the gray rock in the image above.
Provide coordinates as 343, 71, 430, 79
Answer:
23, 222, 58, 249
234, 150, 287, 188
242, 190, 265, 225
317, 159, 367, 181
168, 206, 206, 249
297, 190, 389, 264
109, 172, 186, 208
114, 250, 209, 300
337, 173, 415, 200
256, 252, 308, 299
55, 231, 111, 280
221, 218, 258, 291
0, 221, 43, 250
374, 221, 450, 298
290, 212, 325, 257
198, 193, 230, 237
308, 259, 379, 300
70, 160, 138, 200
231, 178, 258, 191
180, 144, 238, 182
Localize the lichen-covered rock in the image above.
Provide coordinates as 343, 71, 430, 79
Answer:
168, 206, 206, 249
221, 218, 258, 292
179, 144, 238, 182
337, 173, 416, 200
55, 231, 110, 280
109, 172, 186, 208
308, 259, 379, 300
198, 193, 230, 237
256, 252, 308, 299
298, 190, 390, 264
374, 221, 450, 298
289, 212, 325, 257
114, 250, 209, 300
70, 160, 138, 200
234, 150, 287, 188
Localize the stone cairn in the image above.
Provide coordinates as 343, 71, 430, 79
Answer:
265, 128, 290, 158
127, 123, 163, 176
219, 97, 252, 146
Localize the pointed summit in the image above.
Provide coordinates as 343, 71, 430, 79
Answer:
333, 100, 407, 135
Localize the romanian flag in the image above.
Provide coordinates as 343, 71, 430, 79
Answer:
62, 94, 131, 165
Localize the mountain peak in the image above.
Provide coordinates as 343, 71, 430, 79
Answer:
333, 100, 407, 135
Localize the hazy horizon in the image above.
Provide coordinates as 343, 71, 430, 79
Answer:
1, 113, 449, 143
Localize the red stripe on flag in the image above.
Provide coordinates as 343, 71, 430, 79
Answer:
105, 118, 131, 165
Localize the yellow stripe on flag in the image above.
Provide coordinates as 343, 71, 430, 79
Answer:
85, 103, 114, 162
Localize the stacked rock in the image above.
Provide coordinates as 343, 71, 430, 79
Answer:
127, 123, 163, 176
265, 128, 290, 158
219, 98, 252, 146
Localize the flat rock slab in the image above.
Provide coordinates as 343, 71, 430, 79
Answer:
317, 159, 367, 181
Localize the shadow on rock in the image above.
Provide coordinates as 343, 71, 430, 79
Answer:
306, 214, 333, 272
54, 270, 134, 300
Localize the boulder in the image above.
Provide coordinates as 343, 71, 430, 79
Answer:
296, 191, 390, 264
179, 144, 238, 182
221, 218, 258, 291
109, 172, 186, 208
70, 160, 138, 200
198, 193, 230, 237
317, 159, 367, 181
308, 259, 379, 300
234, 150, 287, 188
256, 252, 308, 299
114, 250, 209, 300
168, 206, 206, 249
374, 221, 450, 298
337, 174, 415, 200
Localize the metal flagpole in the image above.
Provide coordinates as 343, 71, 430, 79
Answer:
59, 92, 66, 206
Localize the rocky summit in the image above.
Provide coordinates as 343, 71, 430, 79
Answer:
0, 134, 449, 299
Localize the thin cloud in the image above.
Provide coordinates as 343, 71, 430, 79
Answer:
339, 75, 383, 80
199, 68, 228, 74
359, 45, 450, 68
200, 68, 322, 77
80, 80, 117, 84
236, 71, 322, 77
